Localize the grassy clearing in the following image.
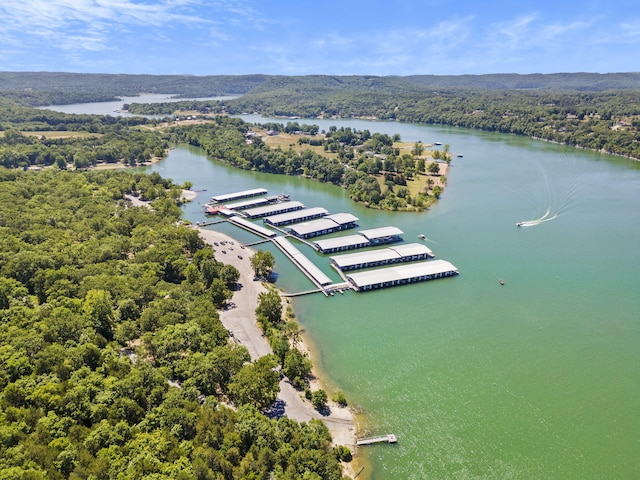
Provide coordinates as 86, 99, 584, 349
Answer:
256, 128, 341, 160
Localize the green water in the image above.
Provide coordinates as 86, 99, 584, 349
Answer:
147, 121, 640, 479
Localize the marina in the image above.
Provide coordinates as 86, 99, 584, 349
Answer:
203, 188, 458, 294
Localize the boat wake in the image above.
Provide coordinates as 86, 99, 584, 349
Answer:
516, 208, 557, 227
516, 154, 583, 228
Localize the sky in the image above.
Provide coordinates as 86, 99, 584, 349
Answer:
0, 0, 638, 76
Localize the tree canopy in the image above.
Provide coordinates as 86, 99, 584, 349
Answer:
0, 168, 348, 479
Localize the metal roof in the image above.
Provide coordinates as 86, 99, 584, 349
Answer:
224, 196, 277, 210
389, 243, 434, 257
287, 212, 358, 237
287, 218, 341, 236
211, 188, 267, 203
330, 248, 401, 269
228, 216, 277, 238
359, 226, 404, 240
218, 208, 239, 217
313, 234, 370, 251
244, 201, 305, 218
330, 243, 433, 269
272, 236, 333, 286
263, 207, 328, 226
325, 212, 359, 225
346, 260, 458, 288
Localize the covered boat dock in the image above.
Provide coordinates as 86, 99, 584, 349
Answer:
359, 226, 404, 245
224, 195, 278, 210
263, 207, 329, 226
211, 188, 267, 204
287, 213, 359, 239
244, 201, 305, 219
346, 260, 458, 291
330, 243, 434, 271
313, 234, 371, 253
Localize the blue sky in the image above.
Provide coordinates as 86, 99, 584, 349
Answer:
0, 0, 638, 75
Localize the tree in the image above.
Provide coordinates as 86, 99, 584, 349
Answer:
332, 390, 347, 407
255, 289, 282, 329
83, 289, 115, 340
311, 389, 328, 410
228, 355, 280, 410
250, 250, 275, 280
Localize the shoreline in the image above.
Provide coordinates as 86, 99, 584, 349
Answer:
193, 223, 360, 476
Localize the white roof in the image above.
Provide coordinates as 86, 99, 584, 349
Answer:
264, 207, 328, 225
228, 216, 277, 238
225, 196, 277, 210
347, 260, 458, 288
288, 218, 341, 236
330, 243, 433, 269
273, 236, 333, 286
389, 243, 434, 257
218, 208, 238, 217
330, 248, 401, 268
314, 234, 370, 251
212, 188, 267, 202
244, 201, 305, 218
326, 212, 359, 225
359, 226, 404, 239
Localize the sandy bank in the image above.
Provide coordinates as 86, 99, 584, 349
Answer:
194, 226, 358, 451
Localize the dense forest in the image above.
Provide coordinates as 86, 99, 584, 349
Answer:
0, 168, 348, 479
2, 72, 639, 159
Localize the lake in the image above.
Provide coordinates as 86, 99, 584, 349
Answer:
39, 93, 237, 118
61, 102, 640, 479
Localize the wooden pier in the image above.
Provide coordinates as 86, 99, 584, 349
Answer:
356, 434, 397, 446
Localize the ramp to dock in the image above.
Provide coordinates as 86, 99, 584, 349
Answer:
356, 434, 397, 446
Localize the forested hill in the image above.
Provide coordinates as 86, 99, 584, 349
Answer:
2, 72, 640, 106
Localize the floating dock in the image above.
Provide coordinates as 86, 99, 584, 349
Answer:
264, 207, 329, 226
346, 260, 458, 291
356, 434, 397, 446
228, 216, 277, 238
224, 195, 278, 210
330, 243, 434, 271
211, 188, 267, 204
359, 226, 404, 245
272, 236, 333, 288
244, 201, 305, 219
287, 213, 359, 239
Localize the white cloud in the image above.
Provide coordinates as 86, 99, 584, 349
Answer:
0, 0, 211, 53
